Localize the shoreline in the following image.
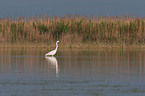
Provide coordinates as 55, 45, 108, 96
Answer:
0, 43, 144, 49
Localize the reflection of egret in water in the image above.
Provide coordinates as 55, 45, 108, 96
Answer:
45, 56, 59, 77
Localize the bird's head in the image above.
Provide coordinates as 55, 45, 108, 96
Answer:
56, 41, 59, 43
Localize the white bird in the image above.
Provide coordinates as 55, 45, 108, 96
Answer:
45, 41, 59, 56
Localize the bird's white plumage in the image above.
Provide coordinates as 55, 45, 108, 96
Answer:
45, 41, 59, 56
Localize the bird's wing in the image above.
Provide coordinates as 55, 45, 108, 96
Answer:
45, 49, 56, 55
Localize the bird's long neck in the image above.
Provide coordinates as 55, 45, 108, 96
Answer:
55, 42, 58, 50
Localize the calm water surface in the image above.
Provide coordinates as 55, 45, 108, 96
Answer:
0, 48, 145, 96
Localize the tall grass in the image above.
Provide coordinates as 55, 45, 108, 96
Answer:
0, 15, 145, 47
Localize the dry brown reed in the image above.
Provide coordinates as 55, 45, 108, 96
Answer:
0, 15, 145, 47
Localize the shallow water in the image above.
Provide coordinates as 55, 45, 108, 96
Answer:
0, 48, 145, 96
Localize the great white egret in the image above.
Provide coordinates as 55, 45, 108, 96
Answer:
45, 41, 59, 56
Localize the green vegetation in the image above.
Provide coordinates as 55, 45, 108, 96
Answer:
0, 15, 144, 48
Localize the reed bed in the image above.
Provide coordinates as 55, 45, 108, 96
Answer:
0, 15, 145, 47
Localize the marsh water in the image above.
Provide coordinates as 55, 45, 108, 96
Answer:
0, 48, 145, 96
